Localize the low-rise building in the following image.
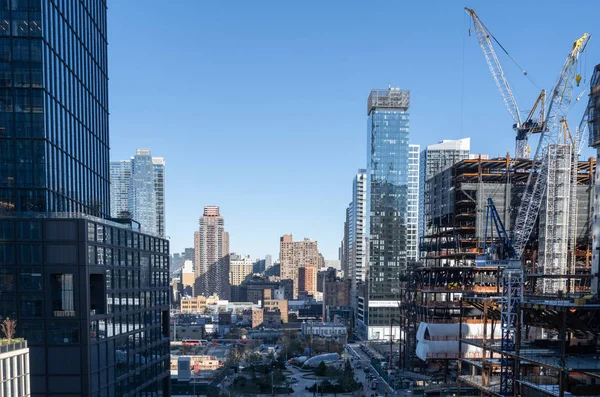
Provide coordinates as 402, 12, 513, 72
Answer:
170, 355, 222, 373
0, 340, 30, 397
301, 321, 347, 341
262, 289, 289, 323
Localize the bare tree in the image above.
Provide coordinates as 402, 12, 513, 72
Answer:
1, 318, 16, 341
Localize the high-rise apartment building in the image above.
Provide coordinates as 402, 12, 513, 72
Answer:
363, 87, 410, 340
110, 149, 166, 237
109, 161, 131, 218
279, 234, 319, 298
341, 205, 351, 278
194, 206, 230, 299
0, 2, 170, 396
348, 169, 367, 321
408, 145, 420, 260
419, 138, 470, 239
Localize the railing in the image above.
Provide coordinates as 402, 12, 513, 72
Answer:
0, 340, 27, 354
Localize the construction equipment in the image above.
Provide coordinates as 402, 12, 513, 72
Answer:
512, 33, 590, 263
475, 198, 519, 268
465, 7, 546, 159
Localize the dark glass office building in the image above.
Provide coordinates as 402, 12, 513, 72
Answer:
363, 87, 410, 341
0, 217, 171, 396
0, 0, 110, 216
0, 1, 171, 396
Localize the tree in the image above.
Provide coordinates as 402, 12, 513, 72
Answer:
1, 318, 16, 341
315, 361, 327, 376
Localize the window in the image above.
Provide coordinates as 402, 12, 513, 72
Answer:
51, 273, 74, 316
18, 267, 41, 290
0, 267, 14, 290
16, 220, 41, 240
47, 321, 79, 344
20, 294, 42, 317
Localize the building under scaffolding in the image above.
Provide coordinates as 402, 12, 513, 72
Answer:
398, 155, 595, 383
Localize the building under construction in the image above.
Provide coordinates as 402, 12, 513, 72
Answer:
398, 155, 596, 385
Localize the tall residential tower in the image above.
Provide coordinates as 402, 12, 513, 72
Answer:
110, 149, 166, 237
349, 169, 367, 321
194, 206, 230, 299
363, 87, 410, 340
279, 234, 319, 298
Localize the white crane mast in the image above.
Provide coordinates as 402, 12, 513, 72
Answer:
512, 33, 590, 274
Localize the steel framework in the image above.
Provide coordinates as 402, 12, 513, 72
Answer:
499, 269, 523, 396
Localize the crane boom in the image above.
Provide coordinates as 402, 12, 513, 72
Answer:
466, 8, 547, 159
465, 7, 521, 127
512, 33, 590, 259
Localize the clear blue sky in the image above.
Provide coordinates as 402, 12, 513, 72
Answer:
107, 0, 599, 260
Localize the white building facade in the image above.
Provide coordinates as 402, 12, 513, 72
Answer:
408, 145, 420, 261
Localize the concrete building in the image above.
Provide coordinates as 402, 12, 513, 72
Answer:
301, 321, 347, 340
408, 145, 420, 261
324, 279, 350, 308
264, 254, 273, 271
229, 253, 254, 301
279, 234, 319, 298
194, 207, 230, 299
363, 86, 410, 340
419, 138, 470, 242
0, 340, 29, 397
110, 149, 166, 237
588, 63, 600, 294
298, 264, 317, 296
262, 289, 289, 323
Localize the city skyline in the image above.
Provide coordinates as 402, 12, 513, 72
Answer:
107, 1, 600, 260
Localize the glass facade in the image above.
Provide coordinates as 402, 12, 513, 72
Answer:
1, 217, 170, 396
0, 0, 110, 216
110, 150, 166, 237
365, 88, 410, 339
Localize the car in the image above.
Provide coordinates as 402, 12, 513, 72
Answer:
364, 367, 370, 373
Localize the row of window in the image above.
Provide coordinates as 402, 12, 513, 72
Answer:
87, 222, 169, 253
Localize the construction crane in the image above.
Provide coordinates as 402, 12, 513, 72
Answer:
465, 7, 546, 159
475, 198, 519, 268
512, 33, 590, 263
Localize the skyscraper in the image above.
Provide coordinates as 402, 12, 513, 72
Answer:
407, 145, 420, 261
0, 1, 110, 216
419, 138, 470, 239
110, 149, 166, 237
349, 169, 367, 319
363, 87, 410, 340
194, 206, 230, 299
0, 2, 171, 395
279, 234, 319, 298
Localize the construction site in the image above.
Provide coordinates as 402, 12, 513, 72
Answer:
389, 8, 600, 397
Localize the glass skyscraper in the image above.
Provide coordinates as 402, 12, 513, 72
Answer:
0, 0, 110, 217
110, 149, 166, 237
364, 87, 410, 340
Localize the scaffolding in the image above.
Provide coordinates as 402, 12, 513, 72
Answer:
459, 294, 600, 397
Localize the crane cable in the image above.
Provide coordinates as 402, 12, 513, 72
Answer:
481, 22, 543, 92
